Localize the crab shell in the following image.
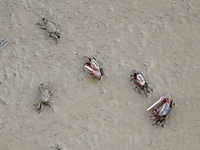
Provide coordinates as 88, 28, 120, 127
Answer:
156, 100, 171, 116
83, 63, 102, 79
40, 89, 50, 102
90, 58, 100, 70
45, 22, 57, 33
136, 74, 146, 86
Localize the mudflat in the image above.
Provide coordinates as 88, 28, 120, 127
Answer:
0, 0, 200, 150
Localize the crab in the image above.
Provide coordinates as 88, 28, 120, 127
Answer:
34, 82, 53, 113
147, 93, 175, 127
36, 16, 61, 44
130, 70, 153, 96
83, 56, 105, 80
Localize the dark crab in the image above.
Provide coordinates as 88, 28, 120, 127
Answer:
36, 16, 61, 44
83, 56, 105, 80
34, 82, 53, 113
130, 70, 153, 96
147, 93, 175, 127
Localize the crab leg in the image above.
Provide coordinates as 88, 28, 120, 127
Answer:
38, 102, 43, 113
130, 75, 135, 81
39, 83, 45, 93
48, 82, 53, 96
49, 34, 59, 44
48, 82, 53, 91
44, 101, 52, 108
36, 23, 46, 29
84, 56, 91, 61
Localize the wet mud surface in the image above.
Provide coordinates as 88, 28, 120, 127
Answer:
0, 0, 200, 149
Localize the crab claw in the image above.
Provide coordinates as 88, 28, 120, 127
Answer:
83, 63, 102, 80
84, 56, 100, 70
90, 58, 100, 70
100, 68, 105, 76
55, 30, 61, 39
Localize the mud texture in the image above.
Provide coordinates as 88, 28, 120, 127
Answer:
0, 0, 200, 150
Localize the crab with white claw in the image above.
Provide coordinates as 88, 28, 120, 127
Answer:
34, 82, 53, 113
147, 93, 175, 127
130, 70, 153, 97
36, 17, 61, 44
83, 56, 105, 80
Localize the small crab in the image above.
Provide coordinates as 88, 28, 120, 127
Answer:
147, 93, 175, 127
34, 82, 53, 113
36, 16, 61, 44
130, 70, 153, 96
83, 56, 105, 80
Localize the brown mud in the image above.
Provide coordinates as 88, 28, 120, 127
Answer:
0, 0, 200, 150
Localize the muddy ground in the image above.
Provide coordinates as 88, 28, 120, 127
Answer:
0, 0, 200, 149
